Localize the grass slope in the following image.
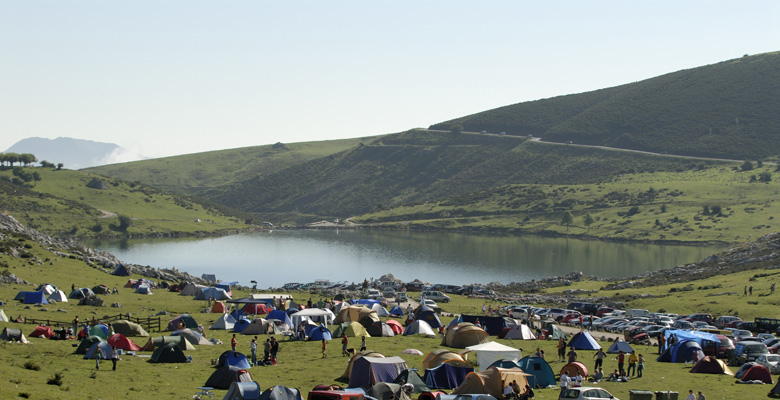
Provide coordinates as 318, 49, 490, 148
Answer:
431, 51, 780, 159
0, 168, 247, 238
356, 164, 780, 244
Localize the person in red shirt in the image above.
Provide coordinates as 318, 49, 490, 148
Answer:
617, 351, 626, 376
231, 334, 238, 353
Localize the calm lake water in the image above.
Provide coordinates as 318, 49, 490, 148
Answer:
92, 230, 723, 288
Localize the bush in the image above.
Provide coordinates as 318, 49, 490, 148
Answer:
47, 372, 64, 386
23, 361, 40, 371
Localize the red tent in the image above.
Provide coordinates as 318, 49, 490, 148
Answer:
243, 303, 272, 315
560, 361, 589, 377
742, 364, 773, 384
108, 333, 141, 351
124, 279, 138, 288
211, 301, 227, 313
386, 320, 404, 335
29, 325, 55, 338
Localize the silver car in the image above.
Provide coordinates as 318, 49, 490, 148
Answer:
756, 354, 780, 374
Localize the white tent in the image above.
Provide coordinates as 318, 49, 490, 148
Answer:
211, 313, 236, 330
172, 328, 213, 345
466, 341, 522, 371
290, 308, 335, 327
48, 290, 68, 303
403, 320, 437, 337
503, 324, 536, 340
371, 303, 390, 317
0, 309, 8, 322
37, 284, 56, 296
180, 282, 206, 296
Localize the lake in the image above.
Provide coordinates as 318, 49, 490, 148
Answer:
92, 229, 724, 287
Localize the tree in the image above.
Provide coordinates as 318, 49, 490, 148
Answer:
561, 212, 574, 227
449, 123, 463, 134
39, 160, 55, 169
583, 214, 594, 227
56, 163, 64, 170
109, 215, 132, 233
741, 160, 754, 171
759, 172, 772, 183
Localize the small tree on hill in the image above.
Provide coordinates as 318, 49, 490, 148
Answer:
583, 214, 594, 227
561, 212, 574, 229
759, 172, 772, 183
449, 123, 463, 134
741, 160, 754, 171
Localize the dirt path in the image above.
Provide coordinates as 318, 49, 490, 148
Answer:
98, 209, 117, 218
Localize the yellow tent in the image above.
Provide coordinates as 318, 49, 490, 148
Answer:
453, 367, 530, 398
422, 349, 470, 369
335, 322, 371, 338
442, 323, 489, 348
335, 306, 379, 325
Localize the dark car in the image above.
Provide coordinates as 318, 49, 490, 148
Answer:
703, 334, 735, 358
567, 302, 600, 315
685, 313, 713, 324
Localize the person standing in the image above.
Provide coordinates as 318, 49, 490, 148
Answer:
557, 338, 567, 361
360, 335, 367, 352
686, 390, 696, 400
559, 371, 570, 390
567, 347, 578, 363
263, 338, 271, 363
341, 335, 349, 356
658, 333, 666, 354
73, 316, 80, 336
231, 334, 238, 353
749, 286, 753, 295
321, 338, 328, 358
111, 346, 119, 371
594, 348, 607, 370
250, 337, 258, 366
627, 352, 638, 376
270, 337, 279, 364
617, 351, 626, 376
637, 354, 645, 378
697, 392, 706, 400
503, 381, 516, 400
534, 348, 545, 359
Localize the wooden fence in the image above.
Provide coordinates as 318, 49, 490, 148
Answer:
15, 313, 162, 332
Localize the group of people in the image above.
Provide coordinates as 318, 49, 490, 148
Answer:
240, 334, 279, 366
503, 380, 534, 399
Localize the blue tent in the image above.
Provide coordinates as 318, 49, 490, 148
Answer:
306, 325, 332, 341
662, 329, 719, 352
517, 356, 556, 388
352, 299, 381, 306
568, 331, 601, 350
230, 308, 245, 320
84, 341, 113, 360
460, 315, 508, 335
606, 341, 634, 354
14, 291, 33, 301
389, 306, 404, 317
233, 317, 252, 333
266, 310, 293, 327
415, 306, 442, 329
657, 340, 704, 363
217, 350, 252, 369
216, 283, 232, 292
22, 291, 48, 304
423, 363, 473, 389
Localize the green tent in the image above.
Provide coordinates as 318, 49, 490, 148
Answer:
75, 336, 104, 355
333, 322, 370, 338
544, 323, 566, 340
150, 342, 188, 363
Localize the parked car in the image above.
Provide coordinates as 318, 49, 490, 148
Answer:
596, 307, 616, 317
757, 333, 777, 341
559, 387, 619, 400
672, 320, 695, 330
703, 334, 734, 358
756, 354, 780, 374
715, 316, 742, 329
420, 290, 450, 303
733, 342, 770, 364
396, 292, 407, 302
365, 289, 382, 299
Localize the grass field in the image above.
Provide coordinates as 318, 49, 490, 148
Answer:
1, 237, 777, 400
0, 167, 247, 238
356, 164, 780, 244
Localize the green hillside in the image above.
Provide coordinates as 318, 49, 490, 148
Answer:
213, 130, 718, 219
0, 167, 247, 238
87, 137, 374, 193
431, 51, 780, 159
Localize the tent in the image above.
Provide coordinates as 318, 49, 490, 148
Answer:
443, 323, 489, 348
465, 341, 521, 371
738, 363, 772, 384
422, 350, 470, 369
662, 329, 720, 352
112, 264, 130, 276
543, 323, 566, 340
291, 308, 335, 327
150, 342, 188, 363
393, 369, 431, 393
657, 340, 704, 363
503, 324, 536, 341
211, 301, 228, 313
69, 287, 94, 299
460, 315, 509, 336
172, 328, 212, 345
690, 356, 733, 375
36, 284, 56, 295
85, 341, 114, 360
180, 283, 206, 296
365, 321, 395, 337
403, 320, 436, 338
1, 327, 28, 343
307, 325, 333, 341
0, 309, 8, 322
568, 331, 601, 350
22, 291, 48, 304
90, 324, 110, 339
224, 381, 262, 400
414, 306, 442, 329
371, 304, 390, 318
353, 299, 381, 307
259, 386, 303, 400
217, 351, 252, 369
517, 356, 556, 388
47, 290, 68, 303
386, 320, 404, 335
606, 341, 634, 354
112, 320, 149, 337
108, 333, 141, 351
142, 335, 195, 351
342, 352, 386, 380
348, 356, 408, 388
29, 325, 55, 338
452, 367, 530, 398
241, 319, 269, 335
196, 287, 232, 301
76, 336, 104, 354
205, 366, 254, 390
212, 314, 238, 330
335, 306, 379, 325
389, 306, 404, 317
560, 362, 589, 377
266, 310, 293, 330
92, 285, 111, 295
233, 317, 253, 333
335, 322, 371, 338
368, 382, 412, 400
167, 314, 199, 330
135, 286, 152, 295
244, 303, 273, 315
424, 363, 474, 389
770, 380, 780, 398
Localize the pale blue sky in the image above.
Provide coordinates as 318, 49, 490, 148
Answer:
1, 1, 778, 158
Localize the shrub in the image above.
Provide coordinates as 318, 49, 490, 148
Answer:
23, 361, 40, 371
47, 372, 64, 386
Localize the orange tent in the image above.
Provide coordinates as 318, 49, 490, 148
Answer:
29, 325, 55, 338
243, 303, 273, 315
560, 361, 589, 377
386, 320, 404, 335
210, 301, 227, 313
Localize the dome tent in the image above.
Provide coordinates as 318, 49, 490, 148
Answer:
84, 341, 114, 360
172, 328, 212, 346
422, 349, 470, 369
167, 314, 199, 331
307, 325, 333, 341
224, 381, 262, 400
150, 342, 188, 363
517, 356, 556, 388
217, 350, 252, 369
75, 336, 104, 354
423, 363, 474, 389
606, 340, 634, 354
108, 333, 142, 351
403, 320, 436, 338
690, 356, 733, 375
503, 324, 536, 340
442, 323, 489, 348
212, 313, 237, 330
452, 367, 530, 398
560, 361, 589, 377
348, 356, 408, 388
205, 366, 254, 390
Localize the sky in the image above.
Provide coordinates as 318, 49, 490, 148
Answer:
1, 1, 778, 158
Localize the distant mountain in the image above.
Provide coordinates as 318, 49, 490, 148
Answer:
431, 51, 780, 159
5, 137, 142, 169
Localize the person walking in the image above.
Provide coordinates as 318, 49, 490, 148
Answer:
749, 286, 753, 295
270, 337, 279, 364
360, 335, 367, 352
627, 352, 638, 376
617, 351, 626, 376
341, 335, 349, 356
111, 346, 119, 371
637, 354, 645, 378
321, 338, 328, 358
593, 348, 606, 370
250, 337, 258, 366
231, 334, 238, 353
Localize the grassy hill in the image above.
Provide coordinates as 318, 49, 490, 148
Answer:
0, 167, 247, 238
355, 164, 780, 244
87, 137, 374, 194
211, 130, 711, 220
431, 51, 780, 159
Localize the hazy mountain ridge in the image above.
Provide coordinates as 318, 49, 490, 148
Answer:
5, 137, 143, 169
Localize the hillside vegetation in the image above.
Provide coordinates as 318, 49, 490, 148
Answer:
432, 51, 780, 159
0, 167, 247, 238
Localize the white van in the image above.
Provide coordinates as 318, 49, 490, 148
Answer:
420, 290, 450, 303
627, 309, 651, 318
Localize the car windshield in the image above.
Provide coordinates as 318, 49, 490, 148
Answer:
560, 389, 582, 399
766, 355, 780, 362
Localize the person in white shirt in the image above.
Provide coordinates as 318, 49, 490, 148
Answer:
559, 372, 570, 389
686, 390, 695, 400
503, 383, 516, 399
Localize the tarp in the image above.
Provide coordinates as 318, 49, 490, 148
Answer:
560, 362, 589, 377
443, 323, 489, 348
217, 351, 252, 369
212, 314, 237, 330
690, 356, 733, 375
568, 331, 601, 350
259, 386, 303, 400
291, 308, 335, 327
503, 324, 536, 340
607, 340, 634, 354
422, 350, 470, 369
348, 356, 408, 388
460, 315, 509, 336
205, 366, 254, 390
150, 342, 188, 363
663, 329, 719, 352
85, 341, 113, 360
167, 314, 199, 330
108, 333, 141, 351
452, 367, 530, 397
353, 299, 381, 307
465, 341, 521, 371
29, 325, 55, 338
403, 320, 436, 337
48, 290, 68, 303
517, 356, 556, 388
414, 306, 442, 329
224, 381, 262, 400
657, 340, 703, 363
424, 363, 474, 389
22, 291, 48, 304
112, 320, 149, 337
